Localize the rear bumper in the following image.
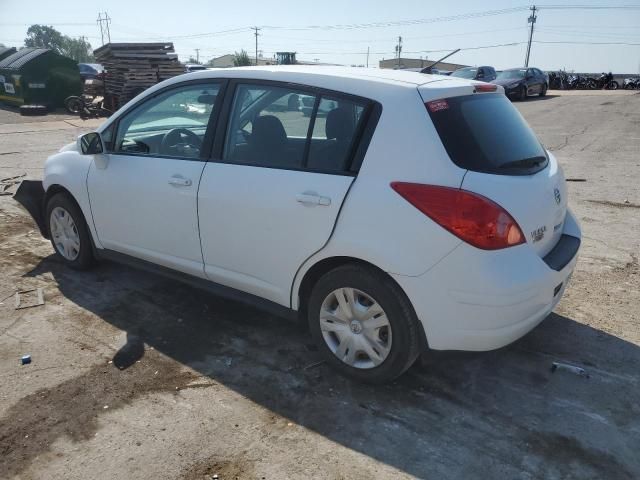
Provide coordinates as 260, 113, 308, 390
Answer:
394, 209, 581, 351
13, 180, 48, 238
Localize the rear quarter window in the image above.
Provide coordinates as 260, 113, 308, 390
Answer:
426, 93, 548, 175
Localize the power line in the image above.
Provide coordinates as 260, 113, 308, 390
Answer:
534, 40, 640, 46
260, 6, 530, 31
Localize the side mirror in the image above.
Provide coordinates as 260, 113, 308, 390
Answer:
78, 132, 104, 155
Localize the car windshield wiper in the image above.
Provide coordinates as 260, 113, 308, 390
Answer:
499, 156, 547, 170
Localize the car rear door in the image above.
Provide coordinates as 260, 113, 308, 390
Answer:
87, 80, 223, 277
198, 81, 374, 306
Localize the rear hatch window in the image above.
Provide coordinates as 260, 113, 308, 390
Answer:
426, 93, 548, 175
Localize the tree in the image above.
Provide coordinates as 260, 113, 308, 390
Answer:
63, 37, 94, 63
25, 25, 66, 51
24, 24, 94, 62
186, 57, 201, 65
233, 50, 252, 67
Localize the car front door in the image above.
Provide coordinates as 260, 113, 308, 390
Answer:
87, 80, 223, 277
198, 82, 373, 306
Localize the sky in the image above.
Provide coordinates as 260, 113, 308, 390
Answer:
1, 0, 639, 73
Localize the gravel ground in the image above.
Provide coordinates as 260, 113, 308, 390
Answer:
0, 90, 639, 480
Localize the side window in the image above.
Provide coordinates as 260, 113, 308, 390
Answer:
223, 84, 316, 168
114, 82, 220, 159
307, 96, 366, 172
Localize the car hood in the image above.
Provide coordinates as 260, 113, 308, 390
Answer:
491, 78, 523, 86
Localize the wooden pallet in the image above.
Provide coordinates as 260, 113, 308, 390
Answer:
94, 42, 184, 107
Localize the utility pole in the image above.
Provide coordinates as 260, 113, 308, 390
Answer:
524, 5, 537, 68
395, 36, 403, 68
97, 13, 104, 45
252, 27, 261, 66
366, 46, 370, 68
195, 49, 200, 63
96, 12, 112, 45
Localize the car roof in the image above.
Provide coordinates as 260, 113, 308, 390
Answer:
102, 65, 483, 129
179, 65, 451, 87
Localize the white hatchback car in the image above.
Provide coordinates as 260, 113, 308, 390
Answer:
15, 66, 581, 383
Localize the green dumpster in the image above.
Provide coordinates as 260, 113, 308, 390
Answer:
0, 47, 17, 62
0, 48, 81, 108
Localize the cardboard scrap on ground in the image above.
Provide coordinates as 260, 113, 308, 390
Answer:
15, 288, 44, 310
0, 173, 26, 196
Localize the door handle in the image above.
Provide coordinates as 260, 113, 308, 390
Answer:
296, 193, 331, 206
168, 175, 192, 187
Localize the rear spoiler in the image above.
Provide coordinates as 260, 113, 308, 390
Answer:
13, 180, 48, 238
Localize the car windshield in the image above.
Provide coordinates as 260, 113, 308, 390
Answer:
497, 69, 526, 80
451, 68, 477, 79
426, 93, 547, 175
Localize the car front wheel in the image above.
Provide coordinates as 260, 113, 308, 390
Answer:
519, 85, 527, 101
539, 83, 547, 97
46, 192, 95, 270
307, 264, 422, 383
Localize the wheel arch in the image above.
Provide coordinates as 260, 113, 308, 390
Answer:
294, 255, 428, 348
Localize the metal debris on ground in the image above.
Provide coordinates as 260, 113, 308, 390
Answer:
21, 355, 31, 365
551, 361, 590, 378
0, 173, 26, 195
15, 288, 45, 310
304, 360, 325, 371
565, 178, 587, 182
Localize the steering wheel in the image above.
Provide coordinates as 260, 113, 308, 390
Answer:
160, 128, 202, 156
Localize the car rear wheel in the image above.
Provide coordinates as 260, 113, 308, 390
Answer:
307, 264, 422, 383
46, 193, 95, 270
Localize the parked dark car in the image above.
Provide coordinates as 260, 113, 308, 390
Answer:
450, 66, 497, 82
78, 63, 104, 82
491, 67, 548, 101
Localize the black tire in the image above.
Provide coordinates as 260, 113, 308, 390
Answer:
19, 104, 47, 116
307, 264, 422, 384
64, 96, 84, 114
518, 85, 527, 101
539, 83, 547, 97
45, 192, 95, 270
609, 81, 619, 90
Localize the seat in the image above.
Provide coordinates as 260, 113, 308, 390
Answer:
308, 107, 355, 172
244, 115, 292, 167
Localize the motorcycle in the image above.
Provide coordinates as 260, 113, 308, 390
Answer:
64, 94, 112, 119
623, 77, 640, 89
567, 74, 591, 90
594, 72, 619, 90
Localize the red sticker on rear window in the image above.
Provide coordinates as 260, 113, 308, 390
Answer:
427, 99, 449, 112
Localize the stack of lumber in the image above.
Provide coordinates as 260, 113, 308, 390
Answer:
93, 43, 184, 107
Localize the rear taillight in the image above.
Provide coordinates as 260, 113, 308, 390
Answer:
390, 182, 525, 250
